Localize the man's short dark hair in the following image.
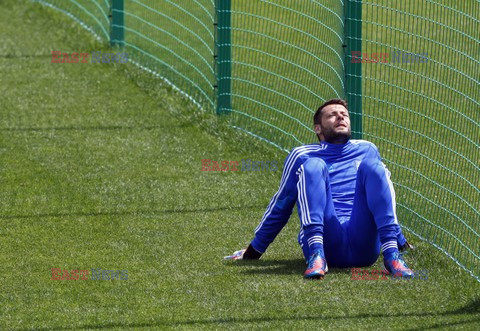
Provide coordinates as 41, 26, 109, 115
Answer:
313, 98, 348, 125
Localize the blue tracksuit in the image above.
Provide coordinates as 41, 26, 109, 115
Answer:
250, 140, 407, 267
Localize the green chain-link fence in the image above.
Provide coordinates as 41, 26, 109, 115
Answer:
34, 0, 479, 281
359, 0, 479, 282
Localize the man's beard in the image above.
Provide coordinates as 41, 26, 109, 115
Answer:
320, 124, 351, 144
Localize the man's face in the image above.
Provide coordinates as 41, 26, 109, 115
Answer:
314, 104, 351, 144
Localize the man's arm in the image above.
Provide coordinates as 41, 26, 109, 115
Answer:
249, 147, 310, 254
225, 147, 313, 260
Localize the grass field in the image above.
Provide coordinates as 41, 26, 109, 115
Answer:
1, 0, 479, 330
73, 0, 480, 277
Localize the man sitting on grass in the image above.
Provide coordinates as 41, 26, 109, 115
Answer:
225, 98, 414, 279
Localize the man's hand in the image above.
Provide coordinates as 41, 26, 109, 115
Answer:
399, 241, 415, 251
224, 244, 263, 260
224, 249, 246, 260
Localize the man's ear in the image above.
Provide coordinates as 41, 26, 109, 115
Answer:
314, 124, 322, 135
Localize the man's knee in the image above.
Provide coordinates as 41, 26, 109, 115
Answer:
302, 158, 328, 176
358, 158, 386, 179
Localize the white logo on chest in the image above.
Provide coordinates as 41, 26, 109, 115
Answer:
355, 160, 361, 170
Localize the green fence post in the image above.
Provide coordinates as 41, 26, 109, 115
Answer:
344, 0, 362, 139
215, 0, 231, 115
110, 0, 124, 47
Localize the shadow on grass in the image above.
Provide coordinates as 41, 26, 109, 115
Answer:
0, 125, 174, 132
226, 259, 354, 276
0, 204, 266, 220
16, 297, 480, 331
230, 258, 306, 275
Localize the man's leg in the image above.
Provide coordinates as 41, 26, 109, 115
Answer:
299, 220, 349, 268
347, 158, 413, 276
296, 158, 345, 277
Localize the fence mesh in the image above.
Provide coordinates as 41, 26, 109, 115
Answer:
360, 0, 479, 280
35, 0, 479, 281
227, 1, 345, 149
